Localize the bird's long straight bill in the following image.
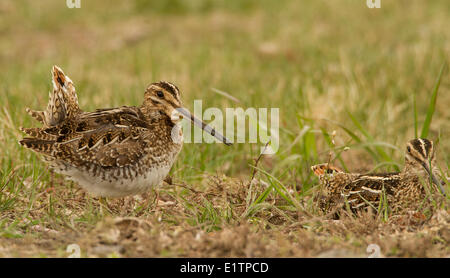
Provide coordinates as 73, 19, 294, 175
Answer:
421, 162, 446, 196
176, 108, 232, 146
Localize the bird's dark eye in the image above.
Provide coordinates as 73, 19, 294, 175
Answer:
407, 146, 411, 153
156, 91, 164, 98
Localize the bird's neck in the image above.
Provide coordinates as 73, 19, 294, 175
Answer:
140, 106, 171, 123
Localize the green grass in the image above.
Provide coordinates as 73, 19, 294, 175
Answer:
0, 0, 449, 257
420, 62, 446, 138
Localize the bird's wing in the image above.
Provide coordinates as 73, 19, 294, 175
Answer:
20, 106, 155, 168
342, 173, 401, 210
63, 124, 149, 167
79, 106, 150, 129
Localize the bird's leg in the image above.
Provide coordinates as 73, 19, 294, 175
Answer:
45, 168, 55, 194
98, 197, 113, 215
149, 176, 171, 209
148, 188, 160, 211
50, 170, 54, 188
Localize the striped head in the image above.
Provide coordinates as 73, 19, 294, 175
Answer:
144, 81, 182, 120
404, 138, 445, 195
404, 138, 435, 172
142, 81, 232, 146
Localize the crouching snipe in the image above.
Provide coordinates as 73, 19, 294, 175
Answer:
19, 66, 231, 197
311, 138, 446, 215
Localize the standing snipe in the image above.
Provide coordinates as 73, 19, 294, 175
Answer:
311, 138, 446, 214
19, 66, 231, 197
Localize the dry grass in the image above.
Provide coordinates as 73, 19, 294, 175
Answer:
0, 173, 448, 257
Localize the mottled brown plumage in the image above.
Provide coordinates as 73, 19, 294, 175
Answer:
19, 66, 231, 197
312, 139, 446, 215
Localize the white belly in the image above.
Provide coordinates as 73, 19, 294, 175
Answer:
55, 163, 172, 198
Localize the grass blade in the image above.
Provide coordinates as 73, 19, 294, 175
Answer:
413, 93, 418, 138
347, 111, 399, 171
421, 62, 446, 138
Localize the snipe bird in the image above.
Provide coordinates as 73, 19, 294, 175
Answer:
19, 66, 231, 197
311, 138, 446, 214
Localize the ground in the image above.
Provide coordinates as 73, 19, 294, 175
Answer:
0, 0, 449, 257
